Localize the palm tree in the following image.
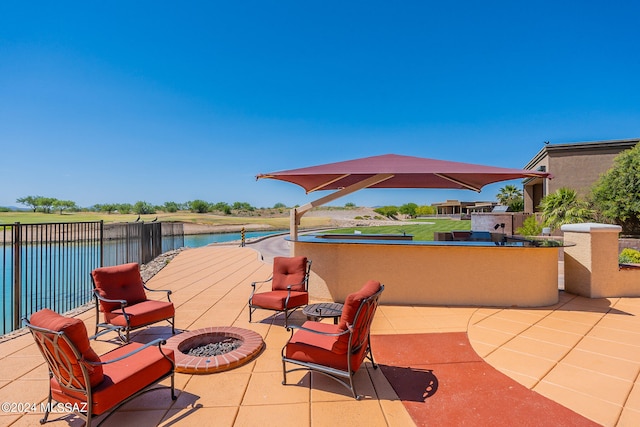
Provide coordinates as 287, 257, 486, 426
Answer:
496, 185, 523, 205
539, 188, 594, 231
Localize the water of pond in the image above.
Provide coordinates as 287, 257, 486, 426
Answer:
183, 230, 286, 247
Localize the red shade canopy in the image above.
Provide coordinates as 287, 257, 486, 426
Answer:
257, 154, 550, 193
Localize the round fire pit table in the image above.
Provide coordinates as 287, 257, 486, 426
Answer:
302, 302, 344, 324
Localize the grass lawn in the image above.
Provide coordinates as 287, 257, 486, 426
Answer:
324, 218, 471, 241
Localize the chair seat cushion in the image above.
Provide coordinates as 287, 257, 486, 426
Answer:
51, 342, 175, 416
285, 321, 368, 372
250, 290, 308, 311
105, 300, 175, 328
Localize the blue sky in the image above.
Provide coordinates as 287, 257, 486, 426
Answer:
2, 1, 639, 209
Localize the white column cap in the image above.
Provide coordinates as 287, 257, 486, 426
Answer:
560, 223, 622, 233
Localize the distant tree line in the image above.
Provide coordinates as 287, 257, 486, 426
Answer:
14, 197, 292, 216
16, 196, 79, 214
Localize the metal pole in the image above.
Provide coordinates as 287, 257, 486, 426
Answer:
12, 223, 21, 330
99, 220, 104, 267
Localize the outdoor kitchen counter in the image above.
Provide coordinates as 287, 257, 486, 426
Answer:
290, 234, 568, 307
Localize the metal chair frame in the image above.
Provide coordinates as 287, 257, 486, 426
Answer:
24, 318, 176, 427
281, 285, 384, 400
248, 259, 312, 327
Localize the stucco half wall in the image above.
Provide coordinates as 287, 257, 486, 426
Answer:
294, 239, 559, 307
562, 223, 640, 298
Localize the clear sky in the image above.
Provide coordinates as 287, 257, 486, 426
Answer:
1, 1, 639, 209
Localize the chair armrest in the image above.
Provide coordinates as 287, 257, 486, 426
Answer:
93, 289, 127, 308
286, 323, 350, 338
250, 277, 273, 297
83, 338, 172, 366
143, 284, 172, 302
251, 277, 273, 288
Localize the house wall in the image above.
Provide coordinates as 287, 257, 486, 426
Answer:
547, 149, 625, 197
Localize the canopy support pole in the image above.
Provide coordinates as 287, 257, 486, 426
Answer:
289, 173, 394, 245
433, 173, 482, 192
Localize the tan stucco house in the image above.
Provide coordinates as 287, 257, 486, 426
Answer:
523, 138, 639, 213
432, 200, 496, 215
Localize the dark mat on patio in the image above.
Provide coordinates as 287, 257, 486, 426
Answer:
371, 333, 599, 426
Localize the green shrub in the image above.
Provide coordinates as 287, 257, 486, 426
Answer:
399, 203, 418, 218
190, 199, 211, 214
416, 205, 436, 216
133, 201, 155, 215
374, 206, 398, 218
508, 198, 524, 212
163, 201, 180, 213
619, 248, 640, 264
515, 215, 543, 236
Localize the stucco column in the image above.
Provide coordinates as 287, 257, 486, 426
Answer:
561, 223, 622, 298
524, 184, 535, 213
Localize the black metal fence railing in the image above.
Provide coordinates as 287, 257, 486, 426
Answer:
0, 221, 185, 335
1, 221, 102, 335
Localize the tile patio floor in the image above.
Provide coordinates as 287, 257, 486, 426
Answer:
1, 245, 640, 426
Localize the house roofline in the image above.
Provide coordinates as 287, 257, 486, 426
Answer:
524, 138, 640, 170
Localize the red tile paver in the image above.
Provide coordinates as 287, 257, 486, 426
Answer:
373, 333, 600, 426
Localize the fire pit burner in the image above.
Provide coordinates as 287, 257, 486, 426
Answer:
186, 337, 242, 357
164, 327, 264, 374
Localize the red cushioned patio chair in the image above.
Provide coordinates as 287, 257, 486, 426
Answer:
248, 256, 311, 327
91, 262, 175, 343
24, 309, 176, 427
281, 280, 384, 399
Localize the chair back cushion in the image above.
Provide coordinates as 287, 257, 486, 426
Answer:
92, 263, 148, 313
29, 309, 104, 389
335, 280, 382, 352
272, 256, 308, 292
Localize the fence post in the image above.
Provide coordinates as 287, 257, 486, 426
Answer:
12, 223, 21, 330
100, 220, 104, 267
